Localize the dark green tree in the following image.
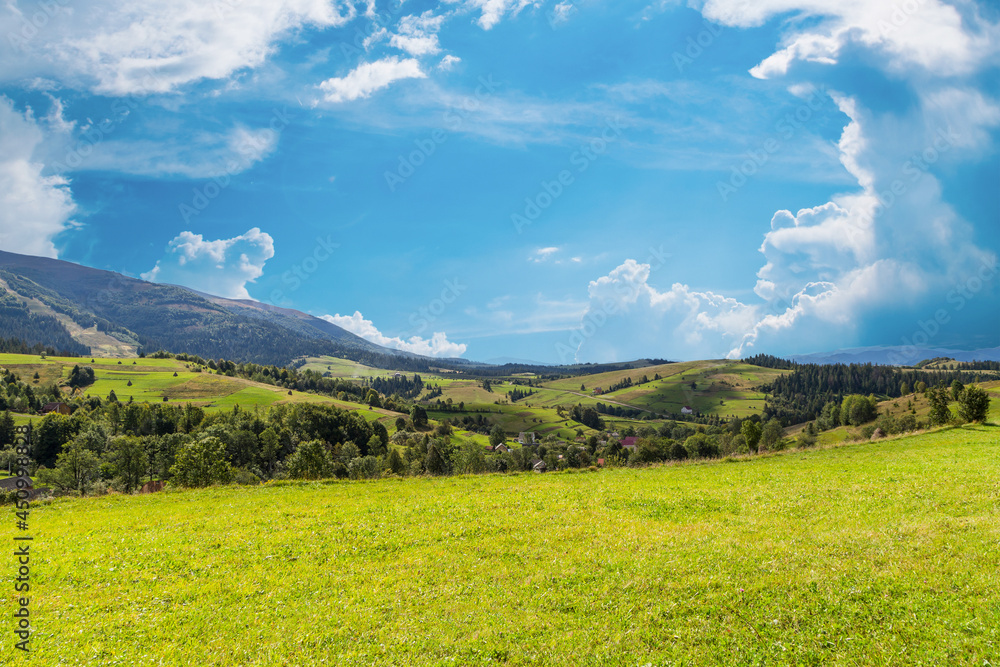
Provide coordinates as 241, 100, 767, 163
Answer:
957, 386, 990, 423
741, 420, 762, 454
928, 385, 952, 426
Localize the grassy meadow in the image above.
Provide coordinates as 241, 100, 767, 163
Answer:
7, 423, 1000, 665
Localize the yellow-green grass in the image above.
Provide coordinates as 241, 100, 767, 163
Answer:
602, 361, 785, 418
539, 360, 787, 419
296, 356, 447, 381
791, 382, 1000, 445
10, 424, 1000, 665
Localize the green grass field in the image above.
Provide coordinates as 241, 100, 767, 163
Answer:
8, 423, 999, 665
0, 353, 409, 430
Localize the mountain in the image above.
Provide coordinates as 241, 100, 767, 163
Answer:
0, 249, 429, 367
789, 346, 1000, 366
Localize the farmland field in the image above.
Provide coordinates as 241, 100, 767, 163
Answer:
9, 424, 1000, 665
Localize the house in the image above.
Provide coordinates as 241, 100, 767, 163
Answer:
597, 458, 606, 467
681, 406, 694, 415
139, 480, 166, 494
592, 387, 603, 395
532, 460, 548, 473
393, 372, 402, 378
0, 476, 49, 500
620, 436, 638, 451
518, 432, 536, 445
39, 402, 71, 416
493, 443, 512, 454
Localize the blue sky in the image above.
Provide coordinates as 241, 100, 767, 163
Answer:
1, 0, 998, 363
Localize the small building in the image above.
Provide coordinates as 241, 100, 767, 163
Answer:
592, 387, 603, 395
139, 480, 166, 494
681, 406, 694, 415
39, 402, 71, 416
532, 460, 548, 473
0, 476, 49, 500
493, 443, 512, 454
620, 436, 638, 451
597, 458, 606, 467
518, 432, 536, 445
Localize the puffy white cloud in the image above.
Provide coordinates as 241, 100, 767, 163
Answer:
318, 56, 426, 104
141, 228, 275, 299
390, 11, 445, 56
438, 55, 462, 71
565, 0, 996, 361
697, 0, 995, 79
321, 311, 467, 357
447, 0, 539, 30
1, 0, 355, 95
569, 259, 758, 363
0, 97, 76, 258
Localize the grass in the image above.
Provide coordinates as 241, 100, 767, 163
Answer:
0, 354, 409, 433
9, 424, 1000, 665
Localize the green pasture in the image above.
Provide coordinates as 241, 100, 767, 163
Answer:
9, 424, 1000, 665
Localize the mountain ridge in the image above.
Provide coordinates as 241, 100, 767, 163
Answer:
0, 249, 420, 366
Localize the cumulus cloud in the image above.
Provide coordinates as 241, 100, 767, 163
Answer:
390, 11, 445, 56
449, 0, 539, 30
566, 1, 1000, 361
0, 97, 76, 258
318, 56, 426, 104
1, 0, 355, 95
321, 311, 467, 357
141, 228, 275, 299
700, 0, 993, 79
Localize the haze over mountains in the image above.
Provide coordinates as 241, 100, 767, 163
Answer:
2, 249, 998, 368
0, 249, 437, 368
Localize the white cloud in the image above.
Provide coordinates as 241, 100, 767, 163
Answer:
530, 246, 561, 262
697, 0, 995, 79
65, 123, 282, 178
438, 55, 462, 71
390, 11, 445, 56
447, 0, 539, 30
1, 0, 356, 95
0, 97, 76, 258
559, 0, 996, 361
321, 311, 467, 357
141, 228, 275, 299
318, 57, 426, 104
549, 2, 575, 25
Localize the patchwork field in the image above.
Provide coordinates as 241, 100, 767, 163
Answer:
9, 424, 1000, 665
0, 353, 407, 427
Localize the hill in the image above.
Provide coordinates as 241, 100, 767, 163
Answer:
0, 250, 426, 367
14, 423, 999, 665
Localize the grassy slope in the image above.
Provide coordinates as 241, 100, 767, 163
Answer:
11, 424, 1000, 665
542, 360, 786, 419
0, 353, 406, 427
